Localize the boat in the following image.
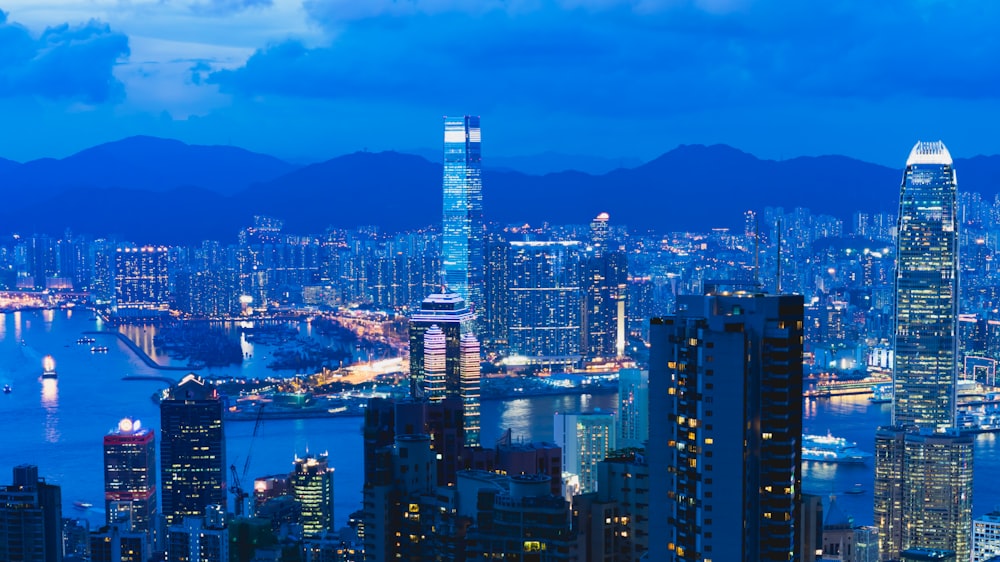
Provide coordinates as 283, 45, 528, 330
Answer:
73, 501, 92, 510
869, 383, 892, 403
90, 346, 109, 353
41, 355, 57, 379
845, 483, 865, 495
801, 432, 872, 463
76, 337, 96, 345
2, 384, 11, 394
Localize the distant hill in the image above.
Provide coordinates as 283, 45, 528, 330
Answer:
0, 137, 997, 243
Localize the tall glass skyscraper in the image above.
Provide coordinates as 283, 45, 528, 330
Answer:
442, 116, 483, 311
875, 141, 972, 561
892, 140, 959, 431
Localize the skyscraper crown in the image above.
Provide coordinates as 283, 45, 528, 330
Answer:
906, 140, 952, 166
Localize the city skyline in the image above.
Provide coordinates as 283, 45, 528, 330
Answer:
0, 3, 997, 165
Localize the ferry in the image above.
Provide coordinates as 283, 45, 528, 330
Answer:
90, 346, 109, 353
802, 432, 872, 464
41, 355, 57, 379
73, 501, 93, 511
869, 383, 892, 403
76, 337, 96, 345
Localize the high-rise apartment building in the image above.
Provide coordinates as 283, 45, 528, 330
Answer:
103, 418, 157, 533
875, 141, 973, 561
442, 115, 483, 311
291, 453, 335, 538
160, 374, 226, 526
583, 213, 628, 361
0, 465, 63, 562
507, 241, 584, 364
648, 291, 804, 561
554, 411, 616, 494
113, 246, 170, 317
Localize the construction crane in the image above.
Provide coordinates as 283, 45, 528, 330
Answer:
230, 403, 265, 517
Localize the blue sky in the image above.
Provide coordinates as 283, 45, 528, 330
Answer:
0, 0, 997, 165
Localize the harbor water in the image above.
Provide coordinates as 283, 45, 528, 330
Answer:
0, 309, 998, 531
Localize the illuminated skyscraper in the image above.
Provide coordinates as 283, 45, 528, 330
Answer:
291, 453, 334, 538
648, 291, 804, 562
408, 290, 480, 446
160, 374, 226, 526
104, 418, 157, 533
617, 368, 648, 448
0, 465, 62, 562
441, 116, 483, 311
892, 141, 959, 431
875, 141, 972, 561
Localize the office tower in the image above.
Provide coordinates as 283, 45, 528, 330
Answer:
582, 239, 628, 361
617, 368, 648, 448
291, 453, 335, 538
507, 241, 584, 364
442, 115, 484, 310
554, 411, 616, 494
0, 465, 63, 562
648, 291, 804, 561
875, 141, 972, 561
103, 418, 156, 533
409, 290, 476, 396
113, 246, 170, 317
159, 374, 226, 526
893, 140, 959, 430
591, 212, 611, 251
408, 290, 480, 446
973, 511, 1000, 562
166, 504, 228, 562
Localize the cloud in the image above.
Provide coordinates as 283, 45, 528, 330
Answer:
210, 0, 1000, 119
188, 0, 274, 16
0, 11, 129, 104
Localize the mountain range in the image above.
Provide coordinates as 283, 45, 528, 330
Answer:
1, 136, 997, 244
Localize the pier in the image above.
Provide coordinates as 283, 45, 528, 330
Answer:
83, 331, 201, 371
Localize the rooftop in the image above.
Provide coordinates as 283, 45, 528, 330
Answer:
906, 140, 952, 166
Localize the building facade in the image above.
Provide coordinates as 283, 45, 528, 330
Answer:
0, 465, 62, 562
291, 453, 335, 538
648, 291, 804, 561
442, 115, 484, 311
554, 411, 616, 494
159, 375, 226, 526
103, 418, 157, 533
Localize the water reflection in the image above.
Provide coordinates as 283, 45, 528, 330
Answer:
41, 378, 59, 443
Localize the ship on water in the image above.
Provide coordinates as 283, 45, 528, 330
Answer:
869, 382, 892, 403
41, 355, 57, 379
801, 432, 872, 463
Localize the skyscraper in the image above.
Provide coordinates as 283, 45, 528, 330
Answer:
113, 246, 170, 318
892, 140, 959, 431
160, 374, 226, 526
875, 141, 973, 561
442, 115, 483, 311
617, 368, 648, 448
104, 417, 157, 533
648, 291, 804, 561
408, 289, 480, 446
291, 453, 335, 538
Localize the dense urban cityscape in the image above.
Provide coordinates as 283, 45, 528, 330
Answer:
0, 112, 999, 562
